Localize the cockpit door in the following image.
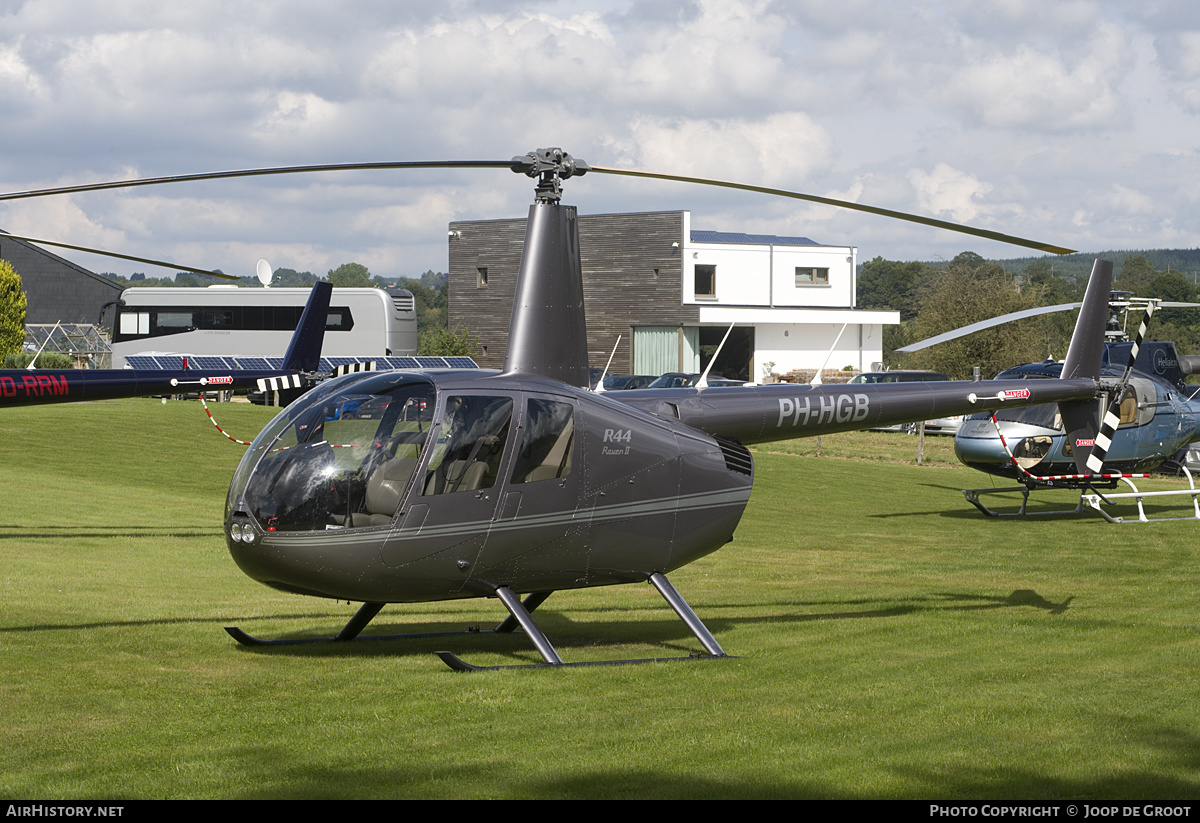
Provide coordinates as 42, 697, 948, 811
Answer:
378, 393, 516, 598
470, 395, 585, 591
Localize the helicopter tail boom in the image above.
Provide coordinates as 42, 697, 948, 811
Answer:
614, 259, 1114, 446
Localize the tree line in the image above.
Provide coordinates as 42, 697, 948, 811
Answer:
860, 251, 1200, 379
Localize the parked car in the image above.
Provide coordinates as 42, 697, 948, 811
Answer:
847, 370, 954, 433
847, 370, 950, 384
647, 372, 699, 388
602, 374, 657, 390
646, 373, 746, 389
922, 414, 965, 436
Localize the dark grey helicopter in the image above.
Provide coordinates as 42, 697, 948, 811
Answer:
3, 149, 1113, 669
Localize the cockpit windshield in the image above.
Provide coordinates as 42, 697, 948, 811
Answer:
227, 373, 436, 532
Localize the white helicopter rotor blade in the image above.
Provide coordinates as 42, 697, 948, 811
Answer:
896, 302, 1082, 353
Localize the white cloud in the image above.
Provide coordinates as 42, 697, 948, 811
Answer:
940, 22, 1134, 131
622, 113, 833, 187
0, 1, 1195, 275
907, 164, 995, 223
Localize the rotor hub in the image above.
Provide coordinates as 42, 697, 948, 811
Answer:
510, 148, 590, 203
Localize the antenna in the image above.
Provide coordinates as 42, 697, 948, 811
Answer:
811, 323, 848, 386
595, 335, 621, 392
697, 323, 735, 388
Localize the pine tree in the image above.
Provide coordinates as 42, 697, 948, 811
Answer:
0, 259, 27, 358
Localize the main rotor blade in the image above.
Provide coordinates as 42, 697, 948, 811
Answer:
0, 160, 514, 202
589, 165, 1077, 256
0, 232, 238, 279
0, 154, 1078, 256
896, 302, 1081, 353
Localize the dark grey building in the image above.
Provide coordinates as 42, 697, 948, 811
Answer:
450, 211, 692, 375
0, 233, 122, 325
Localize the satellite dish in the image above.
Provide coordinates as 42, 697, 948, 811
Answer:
256, 259, 272, 288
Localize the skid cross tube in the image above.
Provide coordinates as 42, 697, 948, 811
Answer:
437, 573, 730, 671
649, 573, 726, 657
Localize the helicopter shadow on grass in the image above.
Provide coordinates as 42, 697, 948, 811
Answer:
0, 611, 356, 636
227, 588, 1072, 661
860, 481, 1099, 520
0, 523, 220, 540
694, 588, 1073, 622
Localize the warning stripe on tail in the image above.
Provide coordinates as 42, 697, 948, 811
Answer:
333, 362, 376, 377
256, 374, 301, 392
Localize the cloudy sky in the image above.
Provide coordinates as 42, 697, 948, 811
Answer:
0, 0, 1197, 279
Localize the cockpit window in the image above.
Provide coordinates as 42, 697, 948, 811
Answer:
422, 395, 514, 495
1118, 388, 1138, 425
511, 399, 574, 484
231, 376, 436, 532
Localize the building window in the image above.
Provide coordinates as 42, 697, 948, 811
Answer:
695, 264, 716, 298
795, 267, 829, 286
477, 267, 488, 289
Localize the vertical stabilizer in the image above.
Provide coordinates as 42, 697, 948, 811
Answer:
282, 281, 332, 373
1060, 260, 1112, 380
1058, 260, 1113, 473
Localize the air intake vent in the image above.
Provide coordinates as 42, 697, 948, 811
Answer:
390, 294, 415, 313
715, 437, 753, 476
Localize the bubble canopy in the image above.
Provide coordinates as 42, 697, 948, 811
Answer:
226, 372, 439, 532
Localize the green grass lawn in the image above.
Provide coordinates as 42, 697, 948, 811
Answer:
2, 401, 1198, 798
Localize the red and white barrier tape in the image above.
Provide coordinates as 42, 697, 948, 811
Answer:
989, 412, 1146, 482
199, 394, 254, 445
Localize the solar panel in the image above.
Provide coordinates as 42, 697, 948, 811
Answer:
124, 353, 480, 373
125, 356, 160, 370
232, 356, 271, 370
192, 356, 235, 370
444, 357, 480, 369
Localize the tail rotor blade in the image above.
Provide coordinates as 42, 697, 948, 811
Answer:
1085, 301, 1155, 474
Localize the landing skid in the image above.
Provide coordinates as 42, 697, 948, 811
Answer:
224, 601, 495, 646
1081, 468, 1200, 523
962, 485, 1088, 518
964, 469, 1200, 523
436, 650, 719, 671
224, 573, 729, 671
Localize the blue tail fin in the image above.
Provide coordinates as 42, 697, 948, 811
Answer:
282, 282, 332, 373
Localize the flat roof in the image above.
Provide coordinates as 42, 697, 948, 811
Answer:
690, 230, 818, 246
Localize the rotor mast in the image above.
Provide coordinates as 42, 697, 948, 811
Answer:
502, 149, 592, 387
